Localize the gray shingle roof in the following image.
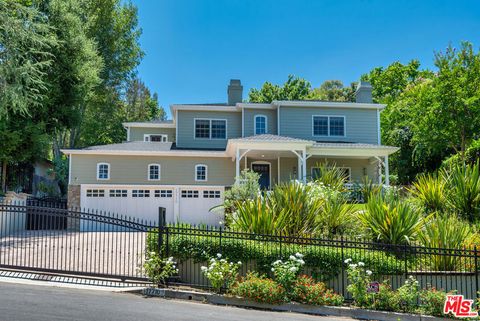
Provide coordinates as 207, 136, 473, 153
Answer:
85, 142, 173, 152
229, 134, 313, 143
312, 142, 398, 149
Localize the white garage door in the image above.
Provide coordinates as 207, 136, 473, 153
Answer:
81, 186, 175, 224
80, 185, 224, 226
178, 188, 224, 226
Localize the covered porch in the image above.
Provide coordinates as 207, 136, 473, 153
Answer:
226, 135, 399, 189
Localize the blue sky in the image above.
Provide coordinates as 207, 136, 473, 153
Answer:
132, 0, 480, 118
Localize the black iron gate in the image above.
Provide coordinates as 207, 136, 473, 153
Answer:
0, 202, 159, 281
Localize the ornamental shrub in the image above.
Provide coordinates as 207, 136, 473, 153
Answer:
396, 276, 420, 313
345, 259, 373, 307
143, 252, 178, 287
230, 273, 286, 304
370, 280, 400, 312
271, 253, 305, 292
200, 253, 241, 293
292, 275, 344, 306
419, 287, 450, 317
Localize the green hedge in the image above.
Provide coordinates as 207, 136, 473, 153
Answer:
147, 229, 403, 280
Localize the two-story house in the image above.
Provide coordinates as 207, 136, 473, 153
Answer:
62, 79, 398, 225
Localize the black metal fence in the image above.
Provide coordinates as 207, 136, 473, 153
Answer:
0, 201, 158, 281
1, 201, 479, 300
156, 224, 480, 300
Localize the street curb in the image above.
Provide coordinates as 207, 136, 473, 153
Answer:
141, 287, 450, 321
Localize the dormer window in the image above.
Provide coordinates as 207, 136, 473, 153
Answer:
144, 134, 168, 142
254, 115, 267, 135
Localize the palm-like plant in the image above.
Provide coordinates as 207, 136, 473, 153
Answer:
269, 182, 324, 237
231, 195, 287, 234
359, 195, 428, 245
409, 173, 448, 214
445, 163, 480, 221
317, 192, 357, 237
419, 216, 472, 271
311, 163, 348, 192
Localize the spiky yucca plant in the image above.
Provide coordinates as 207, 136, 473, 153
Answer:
419, 216, 471, 271
445, 163, 480, 222
410, 173, 448, 214
359, 195, 428, 245
317, 192, 357, 237
311, 163, 348, 192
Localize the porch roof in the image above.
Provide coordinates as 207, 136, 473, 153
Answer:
309, 142, 399, 157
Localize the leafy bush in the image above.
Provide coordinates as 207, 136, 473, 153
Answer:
419, 216, 472, 270
293, 275, 344, 306
446, 163, 480, 221
200, 253, 241, 293
230, 273, 287, 304
370, 280, 400, 312
143, 252, 178, 287
395, 276, 420, 313
164, 231, 403, 279
351, 176, 382, 203
345, 259, 372, 307
360, 195, 428, 245
271, 253, 305, 292
419, 287, 450, 317
410, 173, 448, 214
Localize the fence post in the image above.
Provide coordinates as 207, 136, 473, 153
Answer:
404, 243, 408, 280
158, 207, 166, 256
219, 226, 223, 255
475, 245, 479, 299
341, 236, 345, 297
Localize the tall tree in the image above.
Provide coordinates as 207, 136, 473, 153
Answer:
124, 78, 165, 122
249, 75, 311, 103
309, 80, 356, 102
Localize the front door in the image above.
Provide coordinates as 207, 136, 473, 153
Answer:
252, 163, 270, 190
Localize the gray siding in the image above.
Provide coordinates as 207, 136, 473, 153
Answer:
176, 110, 242, 149
70, 154, 235, 186
279, 106, 379, 144
243, 109, 277, 137
129, 127, 176, 142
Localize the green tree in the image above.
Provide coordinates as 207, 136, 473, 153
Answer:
124, 78, 166, 121
0, 1, 56, 117
309, 80, 356, 102
249, 75, 311, 103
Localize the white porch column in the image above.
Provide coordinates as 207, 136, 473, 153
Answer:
302, 150, 307, 183
378, 158, 383, 185
297, 154, 302, 180
235, 148, 240, 181
277, 157, 281, 184
385, 155, 390, 186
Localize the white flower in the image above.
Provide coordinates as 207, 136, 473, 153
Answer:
201, 266, 208, 272
289, 267, 298, 272
366, 270, 372, 276
289, 255, 296, 261
344, 258, 352, 264
349, 264, 358, 269
271, 267, 275, 272
217, 253, 222, 259
238, 261, 242, 265
273, 260, 282, 265
358, 262, 365, 267
295, 253, 304, 258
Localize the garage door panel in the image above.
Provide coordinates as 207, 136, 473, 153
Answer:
179, 188, 223, 226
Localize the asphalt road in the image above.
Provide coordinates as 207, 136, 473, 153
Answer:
0, 282, 355, 321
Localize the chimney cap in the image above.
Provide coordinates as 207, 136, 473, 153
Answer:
356, 81, 372, 92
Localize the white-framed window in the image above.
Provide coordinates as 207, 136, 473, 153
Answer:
109, 189, 127, 197
86, 189, 105, 197
203, 190, 221, 198
312, 115, 346, 137
148, 164, 161, 181
96, 163, 110, 180
254, 115, 267, 135
311, 166, 351, 182
194, 119, 227, 139
132, 189, 150, 198
181, 190, 199, 198
155, 190, 173, 198
144, 134, 168, 142
195, 164, 208, 182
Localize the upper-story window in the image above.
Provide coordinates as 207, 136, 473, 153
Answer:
195, 164, 208, 181
254, 115, 267, 135
313, 116, 345, 137
96, 163, 110, 180
194, 119, 227, 139
148, 164, 161, 181
144, 134, 168, 142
